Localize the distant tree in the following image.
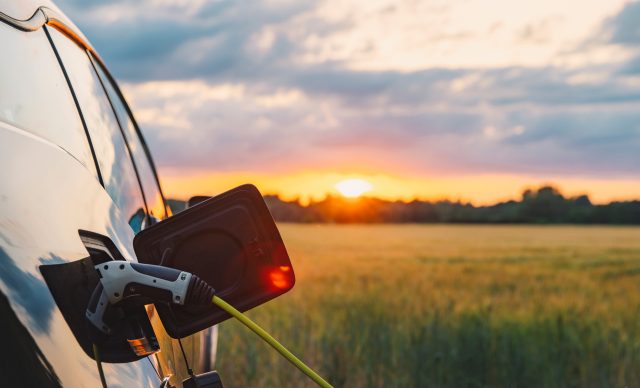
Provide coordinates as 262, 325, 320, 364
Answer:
165, 185, 640, 225
519, 185, 568, 223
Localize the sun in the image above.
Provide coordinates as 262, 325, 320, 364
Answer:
335, 178, 373, 198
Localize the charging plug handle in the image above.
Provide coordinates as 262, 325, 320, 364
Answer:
97, 262, 192, 305
87, 262, 215, 334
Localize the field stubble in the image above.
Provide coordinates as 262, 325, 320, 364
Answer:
217, 225, 640, 387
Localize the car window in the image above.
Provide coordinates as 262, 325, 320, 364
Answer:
0, 23, 97, 177
48, 28, 147, 232
91, 58, 168, 221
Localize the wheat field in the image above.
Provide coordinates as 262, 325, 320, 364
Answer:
215, 224, 640, 387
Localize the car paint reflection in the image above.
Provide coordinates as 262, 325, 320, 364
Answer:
0, 288, 61, 387
0, 121, 159, 386
0, 247, 59, 333
48, 27, 149, 232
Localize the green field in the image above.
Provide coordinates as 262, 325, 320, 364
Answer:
216, 224, 640, 387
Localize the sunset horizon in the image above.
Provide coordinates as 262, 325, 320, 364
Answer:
159, 169, 640, 205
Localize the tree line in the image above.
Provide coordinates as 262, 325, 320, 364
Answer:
167, 186, 640, 224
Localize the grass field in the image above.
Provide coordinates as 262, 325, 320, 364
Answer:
215, 224, 640, 387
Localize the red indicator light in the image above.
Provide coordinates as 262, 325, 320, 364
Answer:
269, 268, 290, 289
279, 265, 291, 272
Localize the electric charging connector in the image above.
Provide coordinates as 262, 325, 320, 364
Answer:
86, 262, 332, 388
86, 262, 214, 334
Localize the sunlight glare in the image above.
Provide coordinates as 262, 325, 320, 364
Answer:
335, 178, 373, 198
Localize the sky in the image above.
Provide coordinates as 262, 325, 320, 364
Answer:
55, 0, 640, 204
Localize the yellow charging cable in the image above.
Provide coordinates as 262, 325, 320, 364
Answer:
212, 295, 333, 388
92, 343, 108, 388
90, 294, 330, 387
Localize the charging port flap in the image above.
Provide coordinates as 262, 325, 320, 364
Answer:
133, 184, 295, 338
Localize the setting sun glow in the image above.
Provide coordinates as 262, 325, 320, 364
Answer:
335, 178, 373, 198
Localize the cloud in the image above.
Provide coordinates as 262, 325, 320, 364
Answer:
603, 1, 640, 46
54, 0, 640, 183
603, 1, 640, 75
57, 0, 315, 81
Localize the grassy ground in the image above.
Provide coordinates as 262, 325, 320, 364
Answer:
216, 224, 640, 387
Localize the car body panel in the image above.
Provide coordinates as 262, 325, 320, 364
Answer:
0, 121, 158, 386
0, 2, 215, 386
0, 0, 59, 20
0, 0, 88, 43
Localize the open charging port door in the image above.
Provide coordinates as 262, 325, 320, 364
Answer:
133, 184, 295, 338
